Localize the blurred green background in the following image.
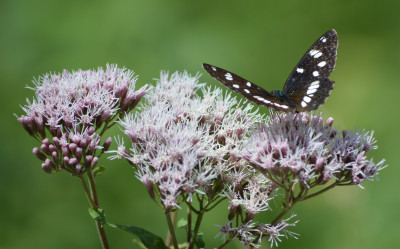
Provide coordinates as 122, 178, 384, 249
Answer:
1, 0, 399, 248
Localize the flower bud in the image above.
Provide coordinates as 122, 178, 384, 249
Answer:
87, 126, 95, 135
91, 157, 98, 168
18, 116, 34, 136
228, 199, 241, 221
315, 157, 325, 172
69, 143, 78, 153
98, 109, 112, 125
35, 116, 45, 138
115, 82, 128, 98
74, 164, 82, 174
84, 155, 93, 167
102, 137, 112, 152
63, 156, 70, 165
322, 170, 332, 183
141, 174, 155, 200
42, 160, 52, 174
56, 128, 62, 138
33, 147, 47, 161
49, 144, 57, 152
130, 89, 147, 109
78, 139, 88, 151
62, 146, 70, 157
363, 142, 371, 152
40, 143, 50, 155
69, 157, 78, 166
325, 117, 334, 127
70, 134, 81, 145
53, 137, 60, 147
75, 147, 82, 161
42, 138, 50, 146
84, 134, 93, 145
52, 151, 59, 164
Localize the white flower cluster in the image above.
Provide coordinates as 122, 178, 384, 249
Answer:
117, 71, 263, 210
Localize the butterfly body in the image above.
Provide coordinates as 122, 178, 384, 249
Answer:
203, 29, 338, 113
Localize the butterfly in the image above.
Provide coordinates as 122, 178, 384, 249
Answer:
203, 29, 338, 113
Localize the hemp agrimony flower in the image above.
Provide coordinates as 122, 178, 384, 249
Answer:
113, 71, 385, 249
17, 64, 148, 175
113, 71, 271, 248
243, 112, 384, 189
17, 64, 149, 249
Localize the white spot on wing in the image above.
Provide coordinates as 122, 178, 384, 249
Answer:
309, 50, 317, 56
225, 73, 233, 81
310, 80, 320, 88
321, 37, 327, 43
307, 88, 317, 95
232, 84, 240, 89
301, 101, 307, 107
296, 68, 304, 73
246, 82, 251, 87
314, 51, 323, 58
263, 99, 271, 104
318, 61, 327, 67
303, 96, 311, 103
244, 89, 250, 94
211, 66, 217, 71
254, 96, 272, 104
313, 71, 319, 77
310, 50, 322, 58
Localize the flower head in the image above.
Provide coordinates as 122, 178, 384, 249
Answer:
115, 71, 263, 210
18, 64, 149, 175
243, 111, 385, 188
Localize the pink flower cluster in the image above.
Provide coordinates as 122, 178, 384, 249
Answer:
18, 64, 149, 174
243, 112, 384, 189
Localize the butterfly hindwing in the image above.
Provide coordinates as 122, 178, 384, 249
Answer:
202, 63, 293, 112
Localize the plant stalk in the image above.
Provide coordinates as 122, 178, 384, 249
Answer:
81, 172, 110, 249
165, 212, 179, 249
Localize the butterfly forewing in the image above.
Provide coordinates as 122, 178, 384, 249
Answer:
202, 64, 293, 112
283, 30, 338, 111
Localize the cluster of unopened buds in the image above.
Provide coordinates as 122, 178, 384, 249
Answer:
17, 64, 149, 175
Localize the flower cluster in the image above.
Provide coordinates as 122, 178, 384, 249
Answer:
112, 71, 385, 248
114, 71, 263, 211
17, 64, 149, 175
242, 112, 385, 190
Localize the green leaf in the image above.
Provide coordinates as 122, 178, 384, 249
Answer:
88, 208, 106, 224
93, 165, 106, 176
107, 223, 169, 249
195, 232, 205, 249
177, 218, 188, 228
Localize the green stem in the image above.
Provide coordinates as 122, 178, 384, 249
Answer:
271, 203, 293, 225
204, 196, 226, 212
165, 212, 179, 249
187, 207, 192, 247
188, 211, 204, 249
81, 172, 110, 249
217, 237, 233, 249
301, 181, 338, 201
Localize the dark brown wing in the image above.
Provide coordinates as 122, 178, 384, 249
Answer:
283, 29, 338, 111
202, 63, 295, 112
